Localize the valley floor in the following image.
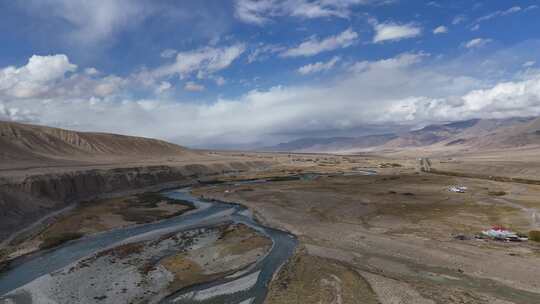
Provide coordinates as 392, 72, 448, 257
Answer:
191, 154, 540, 304
2, 151, 540, 303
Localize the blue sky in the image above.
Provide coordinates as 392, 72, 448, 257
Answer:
1, 0, 540, 147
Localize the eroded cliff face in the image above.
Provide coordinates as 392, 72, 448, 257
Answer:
0, 161, 271, 243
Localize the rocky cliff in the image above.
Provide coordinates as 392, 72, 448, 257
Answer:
0, 160, 271, 243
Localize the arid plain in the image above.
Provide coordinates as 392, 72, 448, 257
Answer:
1, 121, 540, 303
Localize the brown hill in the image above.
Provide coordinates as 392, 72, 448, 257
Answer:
0, 121, 194, 168
380, 117, 539, 152
383, 119, 481, 148
461, 117, 540, 149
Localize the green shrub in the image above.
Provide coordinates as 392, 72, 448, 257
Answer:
40, 232, 84, 250
529, 231, 540, 242
132, 192, 191, 208
488, 191, 507, 196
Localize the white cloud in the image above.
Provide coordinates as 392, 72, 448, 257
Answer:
92, 75, 125, 97
160, 49, 178, 59
298, 56, 340, 75
214, 76, 226, 86
6, 54, 76, 83
346, 73, 540, 124
25, 0, 153, 44
153, 44, 245, 79
504, 6, 522, 14
464, 38, 492, 49
281, 28, 358, 57
234, 0, 374, 25
184, 81, 205, 92
523, 61, 536, 68
3, 49, 540, 147
0, 54, 132, 101
155, 81, 172, 94
471, 24, 480, 31
0, 54, 77, 98
2, 48, 241, 101
350, 52, 427, 72
234, 0, 275, 25
452, 76, 540, 117
372, 20, 422, 43
248, 44, 286, 63
477, 6, 521, 23
433, 25, 448, 34
84, 67, 99, 75
452, 14, 466, 25
0, 52, 468, 145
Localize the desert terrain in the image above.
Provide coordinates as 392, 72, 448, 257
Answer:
1, 121, 540, 303
3, 0, 540, 302
192, 154, 540, 304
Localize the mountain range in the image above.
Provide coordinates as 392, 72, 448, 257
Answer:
261, 117, 540, 153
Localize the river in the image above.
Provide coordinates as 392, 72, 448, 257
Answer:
0, 188, 298, 304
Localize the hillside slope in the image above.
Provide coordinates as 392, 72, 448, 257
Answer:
0, 121, 274, 243
383, 119, 481, 148
0, 121, 194, 169
462, 117, 540, 149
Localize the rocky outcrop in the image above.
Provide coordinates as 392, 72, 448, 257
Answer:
0, 161, 271, 243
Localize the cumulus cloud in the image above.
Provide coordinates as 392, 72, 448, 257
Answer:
298, 56, 340, 75
92, 75, 125, 97
371, 20, 422, 43
414, 75, 540, 123
0, 54, 132, 102
458, 77, 540, 113
153, 44, 245, 79
281, 28, 358, 57
433, 25, 448, 34
234, 0, 374, 25
464, 38, 492, 49
0, 54, 77, 98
